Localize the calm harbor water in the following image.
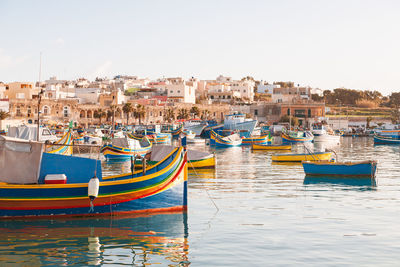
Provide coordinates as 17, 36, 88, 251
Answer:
1, 137, 400, 266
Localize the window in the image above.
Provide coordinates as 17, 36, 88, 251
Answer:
170, 90, 173, 93
254, 109, 258, 116
27, 106, 31, 117
287, 108, 290, 116
43, 106, 49, 115
210, 95, 214, 99
308, 109, 311, 117
160, 111, 162, 116
63, 106, 69, 117
16, 106, 21, 116
177, 90, 180, 93
243, 90, 246, 93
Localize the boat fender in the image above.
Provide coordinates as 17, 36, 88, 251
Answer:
88, 176, 99, 212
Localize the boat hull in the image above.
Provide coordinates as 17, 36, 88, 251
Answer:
302, 161, 377, 177
100, 143, 152, 159
242, 134, 272, 145
281, 133, 314, 143
252, 144, 291, 150
271, 152, 333, 162
373, 135, 400, 144
0, 148, 187, 218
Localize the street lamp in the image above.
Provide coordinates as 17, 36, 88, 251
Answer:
37, 89, 44, 141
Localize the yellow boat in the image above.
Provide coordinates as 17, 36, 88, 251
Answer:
252, 144, 292, 150
271, 152, 333, 162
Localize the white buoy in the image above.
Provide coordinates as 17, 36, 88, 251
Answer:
88, 176, 99, 200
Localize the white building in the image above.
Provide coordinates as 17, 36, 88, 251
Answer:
0, 83, 6, 99
231, 80, 255, 101
44, 77, 75, 99
165, 78, 196, 104
272, 87, 311, 103
75, 88, 101, 104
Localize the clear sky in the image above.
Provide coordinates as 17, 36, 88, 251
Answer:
1, 0, 399, 95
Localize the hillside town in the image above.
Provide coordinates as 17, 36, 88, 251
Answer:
0, 75, 333, 130
1, 74, 398, 132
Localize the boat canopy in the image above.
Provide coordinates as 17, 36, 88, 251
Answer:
0, 136, 44, 184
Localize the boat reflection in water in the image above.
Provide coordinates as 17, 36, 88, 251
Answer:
0, 212, 189, 266
303, 175, 377, 188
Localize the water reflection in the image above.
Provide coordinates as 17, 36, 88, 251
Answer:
304, 175, 377, 188
0, 212, 189, 266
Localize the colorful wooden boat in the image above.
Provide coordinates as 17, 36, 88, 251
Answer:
251, 143, 292, 150
143, 145, 216, 169
46, 130, 73, 155
100, 137, 152, 159
281, 131, 314, 143
242, 134, 272, 145
373, 135, 400, 145
128, 133, 170, 144
271, 151, 333, 162
170, 125, 183, 139
302, 160, 377, 178
210, 130, 242, 147
0, 136, 187, 218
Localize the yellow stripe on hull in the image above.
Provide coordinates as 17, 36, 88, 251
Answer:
252, 144, 291, 150
188, 156, 216, 169
271, 152, 333, 162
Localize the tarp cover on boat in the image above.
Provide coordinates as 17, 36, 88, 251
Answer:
0, 136, 44, 184
151, 145, 211, 161
7, 125, 38, 141
112, 137, 151, 149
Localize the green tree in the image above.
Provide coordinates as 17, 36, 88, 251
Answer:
200, 109, 210, 120
177, 108, 189, 120
122, 103, 134, 125
163, 108, 175, 123
134, 104, 146, 125
94, 109, 106, 125
0, 111, 9, 121
189, 106, 200, 118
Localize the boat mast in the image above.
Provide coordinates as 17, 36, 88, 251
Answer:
36, 52, 42, 141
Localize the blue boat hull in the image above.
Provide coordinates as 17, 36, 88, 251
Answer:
302, 161, 377, 177
373, 135, 400, 145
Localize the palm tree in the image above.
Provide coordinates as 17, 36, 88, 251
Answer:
0, 111, 9, 121
109, 105, 118, 130
163, 108, 175, 123
122, 103, 133, 126
94, 109, 106, 125
177, 108, 189, 120
201, 109, 210, 120
189, 106, 200, 119
134, 104, 146, 125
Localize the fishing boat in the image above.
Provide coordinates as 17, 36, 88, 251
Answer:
302, 160, 377, 178
210, 130, 242, 147
170, 125, 183, 139
100, 136, 152, 159
201, 124, 224, 138
373, 135, 400, 145
281, 131, 314, 143
0, 136, 187, 218
251, 143, 292, 150
223, 113, 257, 137
271, 151, 333, 162
183, 119, 208, 136
312, 124, 341, 143
45, 130, 73, 155
149, 145, 215, 169
128, 133, 171, 145
242, 134, 272, 145
183, 130, 196, 140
